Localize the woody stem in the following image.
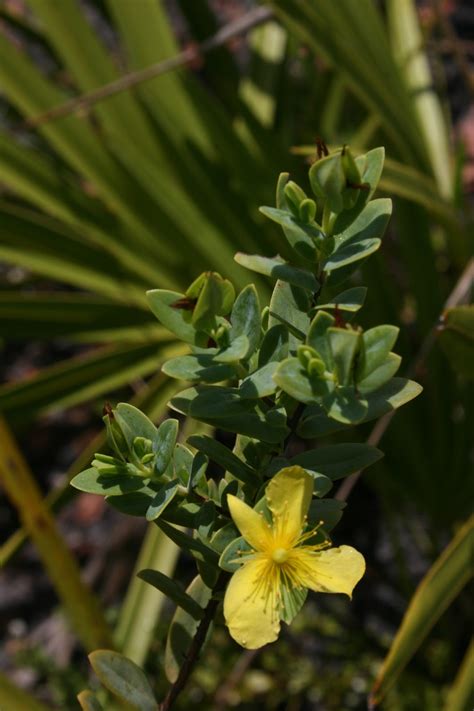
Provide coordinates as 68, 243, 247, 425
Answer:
159, 571, 230, 711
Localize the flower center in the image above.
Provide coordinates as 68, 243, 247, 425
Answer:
272, 547, 289, 564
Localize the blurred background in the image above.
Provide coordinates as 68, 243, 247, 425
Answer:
0, 0, 472, 709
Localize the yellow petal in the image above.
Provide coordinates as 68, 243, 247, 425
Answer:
295, 545, 365, 598
265, 466, 313, 545
227, 495, 271, 551
223, 557, 280, 649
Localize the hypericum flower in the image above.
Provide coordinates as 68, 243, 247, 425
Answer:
223, 466, 365, 649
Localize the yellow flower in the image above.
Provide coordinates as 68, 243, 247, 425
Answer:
224, 466, 365, 649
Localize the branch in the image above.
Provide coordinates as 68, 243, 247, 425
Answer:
22, 7, 273, 129
159, 571, 230, 711
335, 258, 474, 502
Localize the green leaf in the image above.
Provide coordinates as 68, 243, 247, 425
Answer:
89, 649, 157, 711
170, 386, 289, 443
0, 293, 158, 341
77, 690, 104, 711
387, 0, 452, 198
327, 327, 361, 385
114, 404, 159, 450
115, 524, 179, 668
189, 451, 209, 495
165, 576, 212, 683
239, 362, 279, 399
146, 289, 207, 345
274, 357, 331, 403
70, 468, 147, 497
274, 173, 320, 260
324, 198, 391, 276
358, 147, 386, 199
308, 499, 346, 530
0, 34, 174, 282
234, 252, 319, 291
314, 287, 367, 313
213, 335, 249, 364
196, 558, 219, 589
379, 157, 464, 249
260, 205, 322, 261
107, 0, 209, 150
137, 569, 204, 620
323, 387, 368, 424
146, 480, 180, 522
307, 472, 333, 497
106, 488, 157, 518
172, 443, 193, 488
187, 435, 257, 487
443, 639, 474, 711
291, 443, 383, 480
162, 354, 236, 383
209, 523, 240, 555
196, 500, 217, 541
190, 272, 235, 331
307, 311, 336, 368
358, 353, 401, 394
25, 0, 161, 162
0, 203, 147, 301
356, 325, 400, 381
298, 377, 422, 437
438, 305, 474, 379
309, 152, 346, 213
269, 2, 429, 169
269, 280, 311, 350
332, 147, 386, 234
156, 520, 218, 566
88, 650, 156, 711
154, 419, 179, 476
258, 324, 289, 366
229, 284, 261, 358
280, 582, 308, 625
0, 132, 104, 230
219, 535, 252, 573
0, 342, 171, 426
370, 517, 474, 706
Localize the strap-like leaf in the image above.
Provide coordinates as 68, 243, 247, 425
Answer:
370, 517, 474, 706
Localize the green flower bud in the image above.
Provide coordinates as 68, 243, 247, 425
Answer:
307, 357, 325, 377
133, 436, 153, 460
297, 344, 321, 368
103, 413, 129, 459
186, 272, 235, 332
309, 152, 345, 214
341, 145, 362, 185
284, 181, 308, 218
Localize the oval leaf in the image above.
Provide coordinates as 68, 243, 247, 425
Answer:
138, 569, 204, 620
234, 252, 319, 292
146, 479, 180, 522
71, 468, 146, 496
88, 650, 156, 711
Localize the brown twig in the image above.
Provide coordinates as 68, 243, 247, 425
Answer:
213, 648, 261, 711
21, 6, 273, 130
335, 258, 474, 502
159, 571, 230, 711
